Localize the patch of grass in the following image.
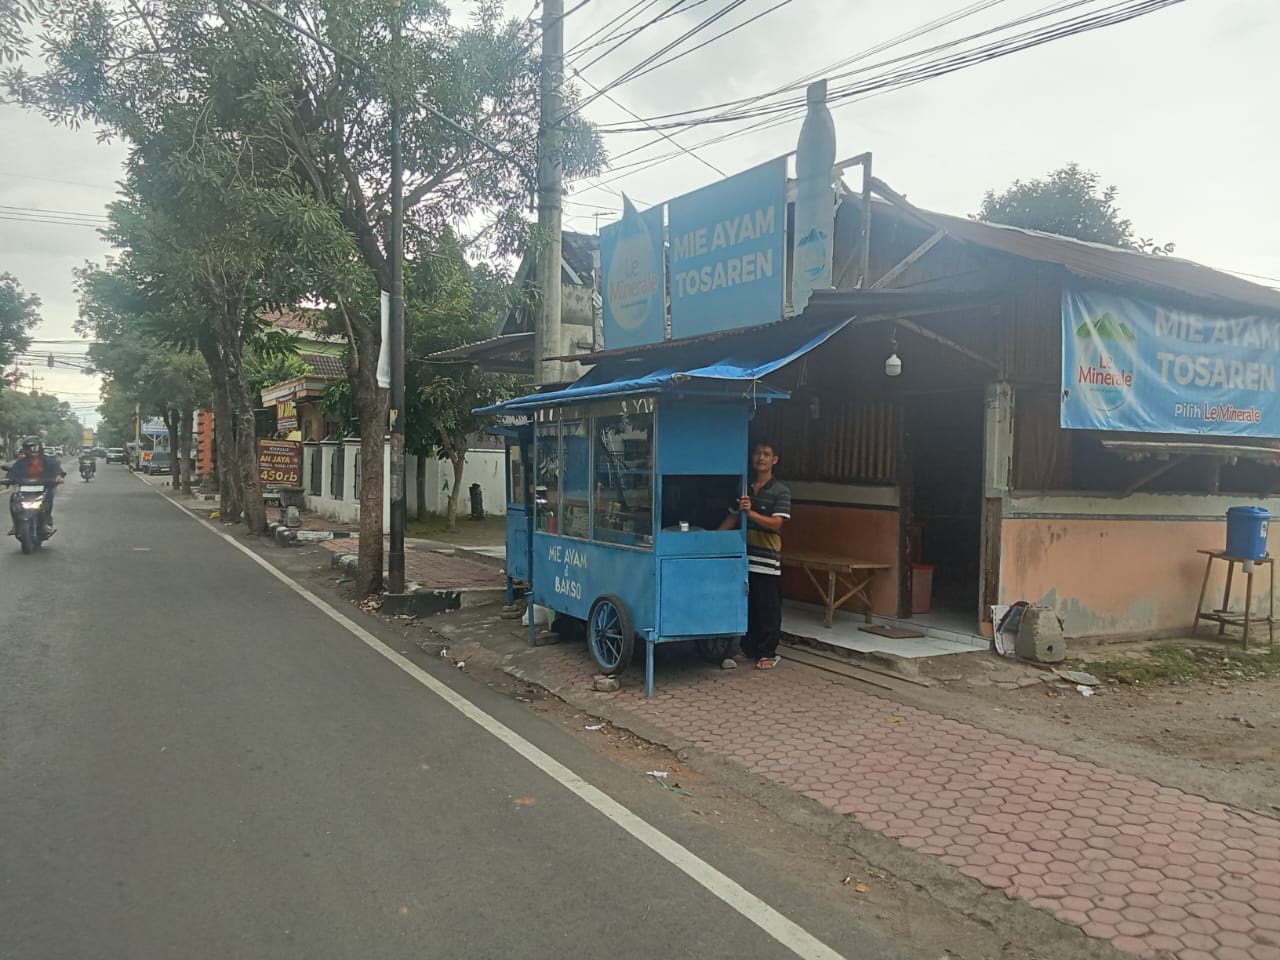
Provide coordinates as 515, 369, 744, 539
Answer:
405, 513, 506, 547
1075, 642, 1280, 686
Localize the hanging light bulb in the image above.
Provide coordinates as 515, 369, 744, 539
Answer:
884, 327, 902, 377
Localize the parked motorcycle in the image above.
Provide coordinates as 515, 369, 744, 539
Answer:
8, 482, 51, 554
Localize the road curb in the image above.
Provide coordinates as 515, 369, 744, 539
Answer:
266, 521, 354, 548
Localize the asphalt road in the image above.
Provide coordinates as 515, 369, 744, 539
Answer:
0, 467, 911, 960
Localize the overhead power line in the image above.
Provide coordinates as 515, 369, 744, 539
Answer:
571, 69, 727, 177
567, 0, 720, 63
595, 0, 1187, 134
575, 0, 1186, 198
564, 0, 661, 61
573, 0, 1019, 194
0, 203, 108, 221
601, 0, 1016, 136
574, 0, 765, 114
604, 0, 795, 91
572, 0, 689, 76
0, 214, 106, 229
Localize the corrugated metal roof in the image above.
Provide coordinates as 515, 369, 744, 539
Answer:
561, 231, 598, 285
300, 353, 346, 379
426, 332, 533, 362
560, 287, 997, 364
900, 206, 1280, 315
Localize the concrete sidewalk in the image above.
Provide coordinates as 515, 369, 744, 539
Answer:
318, 538, 503, 590
516, 641, 1280, 960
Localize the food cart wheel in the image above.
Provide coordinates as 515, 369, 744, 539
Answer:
587, 594, 635, 675
694, 637, 737, 663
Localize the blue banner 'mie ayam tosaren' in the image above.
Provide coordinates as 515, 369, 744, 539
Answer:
1061, 286, 1280, 438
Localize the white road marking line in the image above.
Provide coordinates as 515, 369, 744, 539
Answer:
152, 490, 846, 960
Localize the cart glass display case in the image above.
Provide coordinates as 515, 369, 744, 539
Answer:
592, 409, 654, 547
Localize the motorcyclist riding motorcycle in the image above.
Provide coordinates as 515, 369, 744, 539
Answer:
78, 448, 96, 481
6, 437, 66, 534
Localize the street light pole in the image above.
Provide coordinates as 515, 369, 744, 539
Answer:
388, 0, 407, 594
534, 0, 564, 387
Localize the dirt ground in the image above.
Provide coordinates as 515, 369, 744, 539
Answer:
895, 633, 1280, 818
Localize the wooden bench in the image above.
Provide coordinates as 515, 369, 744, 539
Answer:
781, 552, 892, 628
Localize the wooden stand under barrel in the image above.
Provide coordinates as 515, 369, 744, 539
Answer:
1192, 549, 1276, 651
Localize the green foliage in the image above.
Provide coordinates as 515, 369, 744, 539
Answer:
406, 234, 523, 460
245, 347, 310, 397
9, 0, 603, 569
0, 273, 41, 385
318, 235, 523, 456
0, 390, 81, 449
75, 262, 211, 422
977, 163, 1175, 255
0, 0, 40, 65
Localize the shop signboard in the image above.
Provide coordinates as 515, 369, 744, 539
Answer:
600, 197, 666, 350
140, 418, 168, 436
1061, 286, 1280, 437
667, 157, 787, 340
276, 397, 299, 432
257, 439, 302, 486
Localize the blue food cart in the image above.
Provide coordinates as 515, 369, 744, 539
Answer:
482, 318, 849, 697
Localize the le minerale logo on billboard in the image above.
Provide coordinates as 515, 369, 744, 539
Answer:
1061, 287, 1280, 438
599, 196, 666, 349
605, 197, 663, 335
1074, 311, 1137, 411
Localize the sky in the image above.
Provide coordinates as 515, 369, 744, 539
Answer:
2, 0, 1277, 428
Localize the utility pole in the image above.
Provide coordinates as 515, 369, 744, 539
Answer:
387, 0, 407, 594
534, 0, 564, 387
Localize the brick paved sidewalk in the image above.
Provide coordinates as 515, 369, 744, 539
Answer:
319, 538, 502, 589
524, 644, 1280, 960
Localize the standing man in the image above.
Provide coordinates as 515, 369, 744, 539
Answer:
722, 440, 791, 669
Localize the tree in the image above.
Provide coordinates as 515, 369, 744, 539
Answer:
76, 262, 210, 494
10, 0, 604, 592
408, 248, 520, 530
0, 273, 41, 386
0, 389, 81, 454
0, 0, 40, 65
977, 163, 1175, 255
322, 241, 522, 530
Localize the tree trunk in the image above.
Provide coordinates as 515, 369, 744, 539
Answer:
354, 376, 388, 595
164, 409, 180, 490
178, 406, 194, 495
221, 326, 267, 535
416, 453, 428, 521
446, 452, 466, 532
203, 348, 243, 522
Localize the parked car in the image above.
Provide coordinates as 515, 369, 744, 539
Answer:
143, 451, 172, 475
105, 448, 127, 464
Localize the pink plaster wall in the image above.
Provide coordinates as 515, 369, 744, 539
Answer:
999, 517, 1274, 638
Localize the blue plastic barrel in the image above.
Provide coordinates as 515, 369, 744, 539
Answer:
1226, 506, 1270, 560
